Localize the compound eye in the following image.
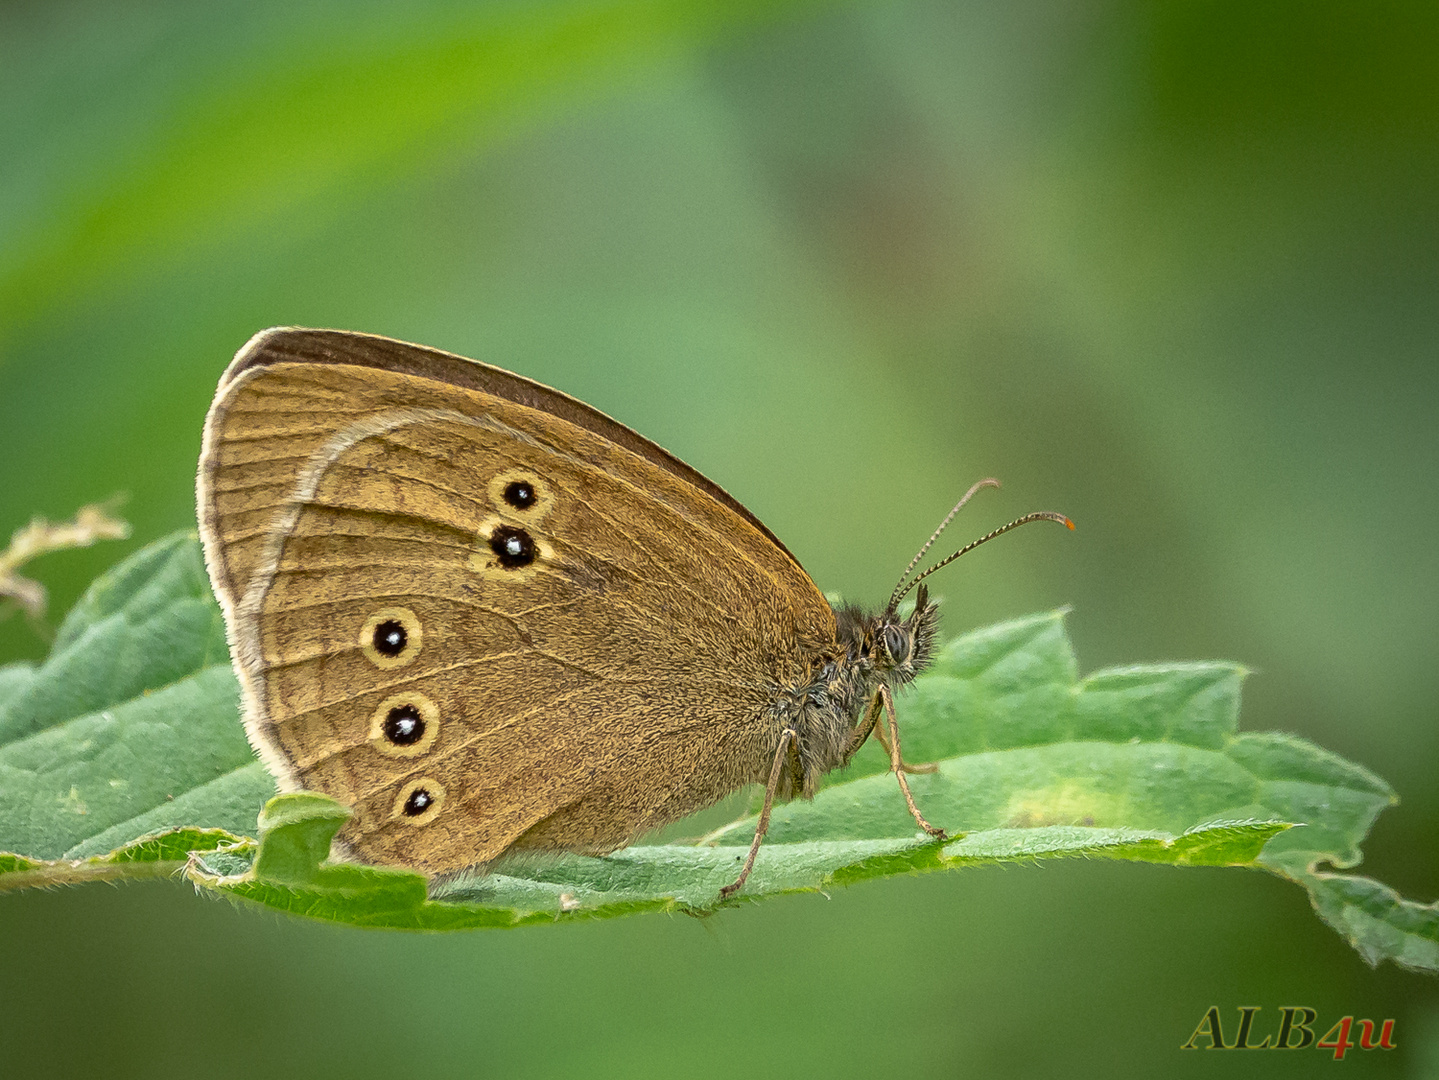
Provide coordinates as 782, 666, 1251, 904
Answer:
882, 625, 910, 664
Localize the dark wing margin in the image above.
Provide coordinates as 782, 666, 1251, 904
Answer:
222, 327, 803, 571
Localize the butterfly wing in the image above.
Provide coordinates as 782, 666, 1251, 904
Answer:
198, 328, 836, 874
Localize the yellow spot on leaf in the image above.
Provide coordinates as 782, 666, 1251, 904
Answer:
1002, 782, 1115, 828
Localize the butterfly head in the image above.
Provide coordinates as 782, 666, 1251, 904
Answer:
874, 584, 939, 687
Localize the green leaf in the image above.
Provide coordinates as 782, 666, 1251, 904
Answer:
1, 533, 1433, 976
1303, 872, 1439, 972
0, 533, 276, 861
188, 793, 1290, 930
0, 826, 248, 892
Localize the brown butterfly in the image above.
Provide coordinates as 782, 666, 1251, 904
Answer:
197, 328, 1071, 898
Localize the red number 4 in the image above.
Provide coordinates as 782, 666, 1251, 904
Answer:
1318, 1017, 1398, 1059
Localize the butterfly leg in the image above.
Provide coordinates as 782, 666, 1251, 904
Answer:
870, 708, 939, 774
880, 684, 946, 839
719, 727, 798, 900
843, 692, 883, 759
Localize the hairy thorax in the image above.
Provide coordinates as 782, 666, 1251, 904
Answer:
769, 587, 940, 800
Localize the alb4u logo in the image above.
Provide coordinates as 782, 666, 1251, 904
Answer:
1183, 1007, 1397, 1059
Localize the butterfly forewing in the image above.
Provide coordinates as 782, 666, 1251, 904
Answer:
198, 331, 836, 874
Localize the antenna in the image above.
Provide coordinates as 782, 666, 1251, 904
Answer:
888, 478, 1000, 610
889, 486, 1074, 610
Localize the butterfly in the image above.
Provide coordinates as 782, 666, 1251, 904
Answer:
197, 328, 1071, 897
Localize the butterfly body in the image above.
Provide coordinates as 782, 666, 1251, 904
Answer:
198, 328, 939, 879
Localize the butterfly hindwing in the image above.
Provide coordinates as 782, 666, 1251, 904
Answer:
198, 330, 836, 874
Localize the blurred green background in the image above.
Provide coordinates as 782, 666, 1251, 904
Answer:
2, 0, 1436, 1076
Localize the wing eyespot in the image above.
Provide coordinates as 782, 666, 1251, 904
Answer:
368, 692, 440, 757
374, 621, 406, 655
489, 525, 537, 568
385, 704, 423, 744
487, 469, 555, 519
360, 607, 423, 669
393, 779, 446, 825
503, 480, 537, 509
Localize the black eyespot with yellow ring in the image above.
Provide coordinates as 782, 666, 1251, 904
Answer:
360, 607, 422, 669
393, 778, 446, 825
368, 692, 440, 757
489, 525, 536, 568
487, 469, 555, 519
